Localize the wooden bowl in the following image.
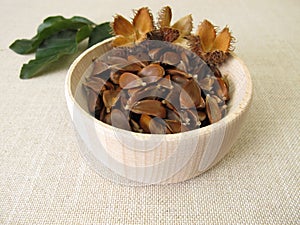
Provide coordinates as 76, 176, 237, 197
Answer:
65, 38, 252, 184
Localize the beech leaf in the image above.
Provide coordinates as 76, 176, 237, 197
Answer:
88, 22, 113, 47
9, 16, 94, 54
10, 15, 114, 79
20, 26, 93, 79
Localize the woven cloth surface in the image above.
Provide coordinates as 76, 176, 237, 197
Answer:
0, 0, 299, 224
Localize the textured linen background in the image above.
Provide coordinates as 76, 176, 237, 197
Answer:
0, 0, 299, 224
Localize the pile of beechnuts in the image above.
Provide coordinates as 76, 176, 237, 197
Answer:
83, 6, 234, 134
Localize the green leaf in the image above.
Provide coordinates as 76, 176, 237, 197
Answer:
88, 22, 113, 48
37, 16, 65, 32
10, 16, 95, 54
76, 24, 94, 43
20, 25, 93, 79
10, 14, 114, 79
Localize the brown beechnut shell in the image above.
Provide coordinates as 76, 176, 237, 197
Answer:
83, 41, 230, 134
131, 100, 166, 118
139, 64, 165, 77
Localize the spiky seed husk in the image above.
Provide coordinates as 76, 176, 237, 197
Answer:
212, 27, 232, 52
146, 27, 180, 42
189, 19, 235, 65
172, 14, 193, 36
162, 27, 180, 42
157, 6, 172, 28
186, 35, 203, 54
112, 15, 135, 36
132, 7, 154, 38
111, 7, 154, 47
146, 29, 164, 41
203, 50, 228, 66
111, 36, 133, 47
196, 20, 216, 52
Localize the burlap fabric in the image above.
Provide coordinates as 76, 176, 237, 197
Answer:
0, 0, 299, 224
